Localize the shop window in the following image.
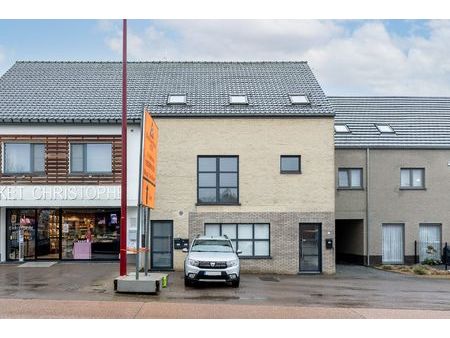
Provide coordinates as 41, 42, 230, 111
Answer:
70, 143, 112, 174
62, 209, 120, 260
338, 168, 363, 189
400, 168, 425, 189
204, 223, 270, 257
197, 156, 239, 204
3, 143, 45, 174
280, 155, 301, 174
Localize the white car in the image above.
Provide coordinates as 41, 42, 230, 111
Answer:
183, 236, 241, 287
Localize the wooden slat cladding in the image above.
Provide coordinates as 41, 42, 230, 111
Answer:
0, 135, 122, 185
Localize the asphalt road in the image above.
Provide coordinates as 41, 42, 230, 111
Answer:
0, 262, 449, 312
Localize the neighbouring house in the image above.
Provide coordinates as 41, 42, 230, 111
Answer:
331, 96, 450, 266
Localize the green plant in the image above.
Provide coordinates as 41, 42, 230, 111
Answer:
422, 258, 442, 266
413, 265, 428, 275
381, 265, 393, 270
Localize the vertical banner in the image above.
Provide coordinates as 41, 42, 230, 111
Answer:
140, 109, 159, 209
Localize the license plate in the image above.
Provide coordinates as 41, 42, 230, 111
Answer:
205, 271, 221, 276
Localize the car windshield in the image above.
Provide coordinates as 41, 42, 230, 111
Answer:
191, 239, 234, 253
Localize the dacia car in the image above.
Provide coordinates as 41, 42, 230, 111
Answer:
183, 236, 241, 287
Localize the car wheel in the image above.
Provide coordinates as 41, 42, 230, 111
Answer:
184, 276, 192, 287
231, 278, 240, 288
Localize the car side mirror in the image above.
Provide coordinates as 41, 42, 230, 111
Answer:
236, 250, 242, 255
182, 248, 188, 253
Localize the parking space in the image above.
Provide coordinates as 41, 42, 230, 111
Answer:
1, 262, 450, 311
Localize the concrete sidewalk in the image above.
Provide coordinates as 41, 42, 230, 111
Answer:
1, 298, 450, 319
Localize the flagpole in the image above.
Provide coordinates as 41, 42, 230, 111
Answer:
120, 18, 128, 276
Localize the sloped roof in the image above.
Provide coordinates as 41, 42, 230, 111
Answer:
0, 61, 334, 123
330, 96, 450, 148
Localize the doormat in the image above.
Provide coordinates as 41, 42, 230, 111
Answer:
18, 262, 57, 268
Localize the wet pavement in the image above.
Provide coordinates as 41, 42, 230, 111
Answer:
0, 262, 450, 311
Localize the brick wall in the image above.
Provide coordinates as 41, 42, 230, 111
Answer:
189, 211, 335, 275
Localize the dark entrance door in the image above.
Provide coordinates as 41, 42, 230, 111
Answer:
151, 220, 173, 270
299, 223, 321, 273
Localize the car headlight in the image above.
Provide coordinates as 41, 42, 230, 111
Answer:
227, 259, 239, 267
188, 259, 199, 267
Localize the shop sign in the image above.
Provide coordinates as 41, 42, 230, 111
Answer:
140, 108, 159, 209
0, 185, 121, 201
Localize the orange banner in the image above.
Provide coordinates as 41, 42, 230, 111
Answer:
141, 109, 159, 209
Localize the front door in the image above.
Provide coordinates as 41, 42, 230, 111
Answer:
299, 223, 321, 273
382, 223, 404, 264
36, 209, 60, 260
151, 220, 173, 270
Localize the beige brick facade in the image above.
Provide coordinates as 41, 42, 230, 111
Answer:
147, 117, 336, 274
189, 211, 335, 274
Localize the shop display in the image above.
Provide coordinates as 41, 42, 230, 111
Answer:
6, 208, 120, 261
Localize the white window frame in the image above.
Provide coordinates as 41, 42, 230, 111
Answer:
229, 95, 248, 105
167, 94, 187, 104
376, 124, 395, 133
289, 94, 310, 105
334, 125, 350, 133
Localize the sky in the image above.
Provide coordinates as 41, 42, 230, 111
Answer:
0, 19, 450, 96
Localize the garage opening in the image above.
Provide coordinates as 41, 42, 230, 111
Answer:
335, 219, 365, 265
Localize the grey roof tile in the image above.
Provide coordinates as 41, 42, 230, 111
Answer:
330, 96, 450, 148
0, 61, 334, 122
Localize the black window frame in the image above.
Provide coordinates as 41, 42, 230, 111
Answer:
280, 155, 301, 174
197, 155, 239, 205
400, 168, 425, 190
204, 223, 271, 259
69, 143, 113, 175
337, 168, 363, 190
3, 142, 46, 175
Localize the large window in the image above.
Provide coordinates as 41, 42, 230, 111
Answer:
338, 168, 363, 189
197, 156, 239, 204
204, 223, 270, 257
400, 168, 425, 189
3, 143, 45, 174
70, 143, 112, 174
280, 155, 301, 174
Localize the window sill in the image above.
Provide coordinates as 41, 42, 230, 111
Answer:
337, 187, 364, 191
280, 171, 302, 175
196, 203, 241, 206
69, 173, 114, 177
2, 173, 46, 177
239, 256, 272, 260
399, 187, 426, 191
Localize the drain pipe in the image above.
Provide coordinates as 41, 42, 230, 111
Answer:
366, 148, 370, 266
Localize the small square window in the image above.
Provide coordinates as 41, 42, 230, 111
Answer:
335, 125, 350, 133
229, 95, 248, 105
280, 155, 301, 174
167, 94, 187, 104
289, 94, 309, 105
400, 168, 425, 189
376, 124, 395, 133
338, 168, 363, 189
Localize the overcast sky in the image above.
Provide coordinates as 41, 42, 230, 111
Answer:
1, 19, 450, 96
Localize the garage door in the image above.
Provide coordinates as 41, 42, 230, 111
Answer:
419, 224, 441, 263
382, 224, 404, 264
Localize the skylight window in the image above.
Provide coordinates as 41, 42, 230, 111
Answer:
167, 94, 187, 104
376, 124, 395, 133
334, 125, 350, 133
229, 95, 248, 105
289, 94, 310, 105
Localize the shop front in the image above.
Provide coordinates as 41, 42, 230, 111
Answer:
6, 208, 120, 261
0, 185, 123, 262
